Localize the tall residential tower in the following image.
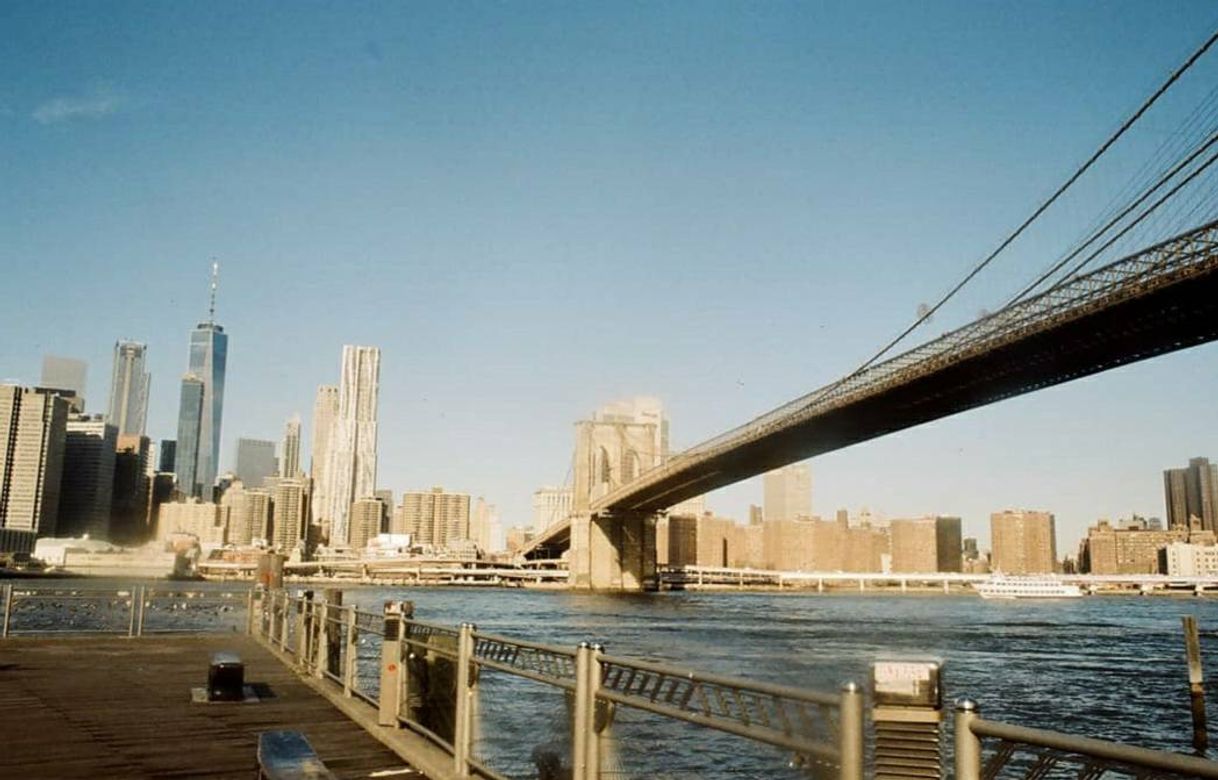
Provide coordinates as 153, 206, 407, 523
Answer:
322, 346, 380, 546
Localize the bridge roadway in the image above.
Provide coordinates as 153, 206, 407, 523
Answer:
524, 220, 1218, 567
598, 220, 1218, 515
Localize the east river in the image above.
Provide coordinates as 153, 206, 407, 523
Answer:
13, 581, 1218, 778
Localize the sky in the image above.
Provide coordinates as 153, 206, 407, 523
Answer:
3, 2, 1218, 552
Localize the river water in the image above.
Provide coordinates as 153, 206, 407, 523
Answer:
10, 581, 1218, 778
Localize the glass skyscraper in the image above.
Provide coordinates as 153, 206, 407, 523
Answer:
107, 340, 150, 436
173, 265, 228, 501
174, 375, 204, 497
187, 321, 227, 501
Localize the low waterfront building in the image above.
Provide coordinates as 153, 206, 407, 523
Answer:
1163, 542, 1218, 577
156, 500, 229, 545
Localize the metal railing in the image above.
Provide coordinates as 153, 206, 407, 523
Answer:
954, 699, 1218, 780
0, 582, 252, 638
254, 589, 862, 780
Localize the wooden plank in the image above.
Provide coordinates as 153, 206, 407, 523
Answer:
0, 635, 419, 780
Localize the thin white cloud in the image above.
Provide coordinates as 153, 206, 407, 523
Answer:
32, 86, 122, 125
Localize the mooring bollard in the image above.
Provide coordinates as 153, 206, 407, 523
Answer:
1183, 615, 1208, 754
954, 699, 982, 780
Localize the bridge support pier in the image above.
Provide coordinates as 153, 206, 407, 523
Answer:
570, 511, 658, 592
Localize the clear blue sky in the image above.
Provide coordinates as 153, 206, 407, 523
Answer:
3, 2, 1218, 552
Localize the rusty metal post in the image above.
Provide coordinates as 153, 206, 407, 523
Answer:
1184, 615, 1208, 754
839, 681, 864, 780
453, 622, 476, 777
954, 699, 982, 780
379, 601, 405, 727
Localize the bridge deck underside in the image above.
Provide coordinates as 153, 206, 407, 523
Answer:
605, 262, 1218, 514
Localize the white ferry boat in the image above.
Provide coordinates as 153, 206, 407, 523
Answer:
973, 575, 1084, 600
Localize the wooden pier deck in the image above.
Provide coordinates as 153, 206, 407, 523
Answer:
0, 634, 420, 779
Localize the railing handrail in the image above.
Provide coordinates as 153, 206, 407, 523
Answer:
971, 716, 1218, 778
596, 651, 841, 707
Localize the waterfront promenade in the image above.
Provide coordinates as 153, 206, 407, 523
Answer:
0, 634, 418, 779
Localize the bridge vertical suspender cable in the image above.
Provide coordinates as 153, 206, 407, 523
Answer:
840, 27, 1218, 383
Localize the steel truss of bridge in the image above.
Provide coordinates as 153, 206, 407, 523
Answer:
595, 219, 1218, 515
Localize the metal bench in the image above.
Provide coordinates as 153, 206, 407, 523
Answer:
256, 731, 336, 780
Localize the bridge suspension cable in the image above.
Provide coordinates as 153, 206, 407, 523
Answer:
842, 26, 1218, 383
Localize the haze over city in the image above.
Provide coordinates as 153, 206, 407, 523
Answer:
4, 2, 1218, 550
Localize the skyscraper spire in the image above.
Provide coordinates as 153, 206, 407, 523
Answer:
208, 260, 219, 323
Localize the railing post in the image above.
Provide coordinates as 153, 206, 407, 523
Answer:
279, 591, 290, 648
343, 605, 357, 697
839, 681, 864, 780
135, 585, 146, 636
378, 601, 405, 727
954, 699, 982, 780
128, 586, 138, 637
314, 597, 329, 679
453, 622, 476, 778
572, 642, 592, 779
2, 583, 13, 638
245, 588, 256, 636
585, 643, 604, 780
297, 591, 313, 667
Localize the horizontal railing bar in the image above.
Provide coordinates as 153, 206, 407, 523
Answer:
473, 656, 578, 691
465, 754, 513, 780
472, 631, 577, 658
971, 718, 1218, 778
404, 617, 462, 635
401, 636, 460, 660
402, 719, 456, 753
597, 653, 840, 706
350, 686, 379, 708
597, 687, 840, 762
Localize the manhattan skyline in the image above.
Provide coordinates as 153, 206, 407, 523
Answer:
3, 3, 1218, 548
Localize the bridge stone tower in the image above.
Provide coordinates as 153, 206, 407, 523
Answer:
569, 411, 663, 591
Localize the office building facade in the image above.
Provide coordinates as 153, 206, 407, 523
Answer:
1164, 457, 1218, 532
763, 463, 812, 523
174, 375, 205, 498
106, 341, 150, 437
281, 415, 301, 478
57, 416, 118, 540
991, 510, 1057, 574
0, 386, 68, 552
234, 438, 277, 488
